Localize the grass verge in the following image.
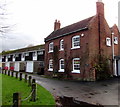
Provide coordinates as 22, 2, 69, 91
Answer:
1, 73, 55, 106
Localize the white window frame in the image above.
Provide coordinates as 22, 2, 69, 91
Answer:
48, 59, 53, 71
21, 53, 25, 61
15, 54, 19, 57
49, 42, 54, 53
33, 51, 37, 61
71, 35, 80, 49
60, 39, 64, 51
59, 59, 64, 72
22, 53, 25, 58
114, 37, 118, 44
106, 37, 111, 46
72, 58, 80, 73
37, 51, 43, 55
25, 52, 29, 56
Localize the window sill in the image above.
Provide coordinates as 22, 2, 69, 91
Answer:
71, 70, 80, 73
48, 51, 53, 53
71, 46, 80, 50
58, 70, 64, 72
106, 45, 111, 47
59, 49, 64, 51
48, 69, 53, 71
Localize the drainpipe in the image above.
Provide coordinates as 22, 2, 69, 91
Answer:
112, 32, 114, 60
112, 32, 116, 76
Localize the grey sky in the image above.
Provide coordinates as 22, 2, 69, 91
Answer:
0, 0, 119, 52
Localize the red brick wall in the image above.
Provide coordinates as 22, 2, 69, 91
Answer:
45, 30, 91, 80
44, 1, 119, 80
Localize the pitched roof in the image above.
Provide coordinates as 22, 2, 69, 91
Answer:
1, 44, 45, 55
45, 16, 94, 42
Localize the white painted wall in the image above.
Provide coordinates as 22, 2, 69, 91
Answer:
13, 55, 15, 61
14, 62, 20, 71
21, 53, 25, 61
26, 61, 33, 73
5, 62, 10, 69
33, 52, 37, 61
5, 56, 8, 62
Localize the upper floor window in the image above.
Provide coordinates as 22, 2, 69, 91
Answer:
25, 52, 29, 56
49, 59, 53, 71
59, 59, 64, 72
60, 39, 64, 50
49, 42, 54, 52
38, 51, 43, 55
114, 37, 118, 44
72, 36, 80, 49
106, 37, 111, 46
8, 55, 11, 58
72, 58, 80, 73
15, 54, 19, 57
33, 52, 37, 56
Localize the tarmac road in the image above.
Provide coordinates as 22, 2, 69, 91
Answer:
28, 74, 120, 106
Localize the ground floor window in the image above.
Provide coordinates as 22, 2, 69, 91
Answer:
72, 58, 80, 73
49, 59, 53, 71
59, 59, 64, 72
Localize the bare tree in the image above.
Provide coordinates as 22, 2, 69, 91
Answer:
0, 0, 11, 36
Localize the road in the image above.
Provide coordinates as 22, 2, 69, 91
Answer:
28, 74, 119, 106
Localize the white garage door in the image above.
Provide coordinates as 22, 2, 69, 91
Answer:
14, 62, 19, 71
26, 61, 33, 73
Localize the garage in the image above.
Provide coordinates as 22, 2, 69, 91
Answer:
14, 62, 20, 71
10, 62, 15, 71
26, 61, 44, 74
2, 63, 5, 70
19, 62, 26, 72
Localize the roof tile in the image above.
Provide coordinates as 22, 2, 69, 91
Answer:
45, 16, 94, 42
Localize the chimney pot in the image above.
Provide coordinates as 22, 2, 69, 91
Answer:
54, 19, 61, 31
98, 0, 102, 2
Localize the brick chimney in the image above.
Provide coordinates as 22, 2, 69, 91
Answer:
54, 20, 61, 31
96, 0, 104, 17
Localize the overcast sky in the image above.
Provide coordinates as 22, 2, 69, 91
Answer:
0, 0, 119, 52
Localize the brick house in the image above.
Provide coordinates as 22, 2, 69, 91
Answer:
44, 1, 120, 81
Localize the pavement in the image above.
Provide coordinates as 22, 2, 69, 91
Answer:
26, 74, 120, 106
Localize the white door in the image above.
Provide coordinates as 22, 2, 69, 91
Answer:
14, 62, 19, 71
26, 61, 33, 73
118, 60, 120, 76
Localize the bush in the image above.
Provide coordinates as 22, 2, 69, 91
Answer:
94, 55, 111, 80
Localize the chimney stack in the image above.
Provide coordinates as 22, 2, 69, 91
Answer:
96, 0, 104, 17
54, 19, 61, 31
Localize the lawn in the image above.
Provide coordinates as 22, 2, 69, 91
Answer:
0, 73, 2, 106
1, 73, 55, 106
